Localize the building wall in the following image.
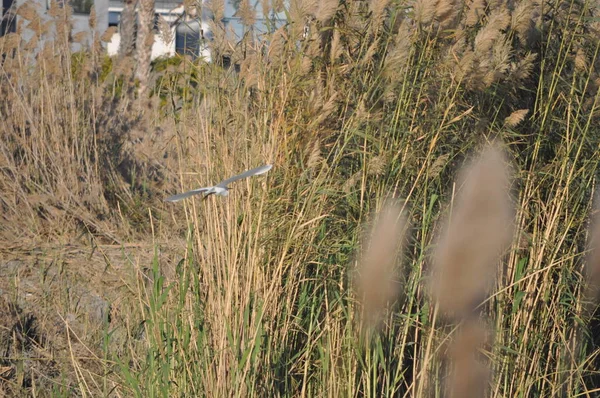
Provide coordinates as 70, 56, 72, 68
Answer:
106, 31, 179, 60
72, 0, 109, 42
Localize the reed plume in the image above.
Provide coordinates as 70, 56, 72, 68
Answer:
584, 192, 600, 310
118, 0, 137, 60
504, 109, 529, 127
316, 0, 338, 23
431, 143, 514, 320
237, 0, 256, 27
136, 0, 155, 97
446, 320, 491, 398
431, 143, 514, 397
355, 199, 408, 328
157, 15, 174, 47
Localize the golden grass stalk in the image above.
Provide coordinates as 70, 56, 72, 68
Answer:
355, 199, 408, 328
431, 143, 514, 320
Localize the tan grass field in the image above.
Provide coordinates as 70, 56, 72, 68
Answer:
2, 0, 600, 396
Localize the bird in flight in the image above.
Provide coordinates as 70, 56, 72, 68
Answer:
165, 164, 273, 202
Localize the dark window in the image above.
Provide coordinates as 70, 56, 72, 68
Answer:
116, 12, 155, 35
108, 11, 120, 27
70, 0, 93, 14
153, 13, 160, 33
1, 0, 16, 36
46, 0, 93, 14
175, 20, 201, 58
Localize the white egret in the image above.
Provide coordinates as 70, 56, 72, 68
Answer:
165, 164, 273, 202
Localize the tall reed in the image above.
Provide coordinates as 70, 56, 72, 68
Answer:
1, 0, 600, 396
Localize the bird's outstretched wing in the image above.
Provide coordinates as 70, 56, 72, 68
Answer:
217, 164, 273, 188
165, 187, 211, 202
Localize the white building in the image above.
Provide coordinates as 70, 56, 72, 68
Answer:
1, 0, 109, 50
1, 0, 286, 61
105, 1, 212, 61
1, 0, 205, 58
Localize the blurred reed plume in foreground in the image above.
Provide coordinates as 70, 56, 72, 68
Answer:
431, 143, 515, 397
355, 199, 408, 328
432, 144, 515, 320
135, 0, 156, 97
446, 319, 491, 398
581, 191, 600, 387
585, 192, 600, 308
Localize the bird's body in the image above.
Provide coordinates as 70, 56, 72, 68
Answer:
210, 186, 229, 196
165, 164, 272, 202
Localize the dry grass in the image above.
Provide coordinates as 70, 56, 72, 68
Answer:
1, 0, 600, 396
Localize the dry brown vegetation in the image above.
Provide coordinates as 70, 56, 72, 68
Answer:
1, 0, 600, 396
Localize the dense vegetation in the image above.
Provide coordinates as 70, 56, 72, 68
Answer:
1, 0, 600, 396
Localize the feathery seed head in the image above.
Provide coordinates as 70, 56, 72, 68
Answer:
237, 0, 256, 26
413, 0, 436, 25
157, 15, 174, 45
370, 0, 390, 26
474, 10, 510, 55
100, 27, 118, 43
584, 191, 600, 308
88, 6, 96, 30
16, 1, 38, 22
306, 140, 322, 170
368, 156, 387, 176
446, 320, 491, 398
504, 109, 529, 127
431, 143, 514, 320
316, 0, 338, 23
356, 199, 408, 328
511, 0, 536, 45
465, 0, 486, 27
